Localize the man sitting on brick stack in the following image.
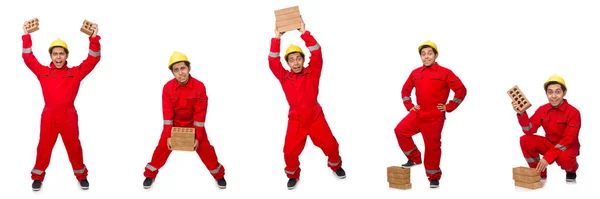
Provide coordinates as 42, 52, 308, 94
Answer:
513, 74, 581, 182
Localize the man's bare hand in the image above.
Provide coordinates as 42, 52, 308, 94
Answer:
410, 105, 420, 112
536, 158, 549, 173
193, 139, 199, 151
512, 101, 521, 114
275, 24, 284, 38
437, 103, 446, 112
90, 24, 98, 38
167, 138, 172, 150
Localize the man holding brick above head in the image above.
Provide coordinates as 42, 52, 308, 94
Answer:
21, 18, 100, 191
394, 40, 467, 188
268, 19, 346, 190
142, 51, 227, 189
514, 74, 581, 182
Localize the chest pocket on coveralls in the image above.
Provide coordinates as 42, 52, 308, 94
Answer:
429, 73, 448, 88
555, 116, 569, 130
169, 96, 179, 108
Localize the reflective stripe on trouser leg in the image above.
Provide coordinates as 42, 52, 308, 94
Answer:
209, 164, 222, 174
426, 169, 441, 175
285, 168, 298, 175
146, 163, 157, 172
74, 165, 87, 174
31, 169, 44, 175
403, 147, 417, 156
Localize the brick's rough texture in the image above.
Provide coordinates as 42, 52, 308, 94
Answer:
512, 166, 538, 176
389, 183, 412, 190
170, 127, 196, 151
387, 166, 410, 174
80, 19, 96, 36
512, 166, 542, 189
515, 181, 543, 189
387, 166, 411, 190
25, 18, 40, 34
274, 6, 302, 32
507, 85, 532, 115
513, 174, 541, 183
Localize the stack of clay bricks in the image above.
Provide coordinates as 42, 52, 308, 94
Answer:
80, 19, 97, 36
24, 18, 40, 34
274, 6, 303, 32
387, 166, 411, 190
507, 85, 532, 115
170, 127, 196, 151
513, 166, 542, 189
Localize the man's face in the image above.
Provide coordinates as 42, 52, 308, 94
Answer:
171, 62, 190, 84
50, 47, 68, 68
546, 84, 566, 107
420, 47, 437, 67
286, 52, 304, 73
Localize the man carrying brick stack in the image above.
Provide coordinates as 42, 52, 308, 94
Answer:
21, 19, 101, 191
268, 19, 346, 190
142, 51, 227, 189
513, 74, 581, 182
394, 40, 467, 188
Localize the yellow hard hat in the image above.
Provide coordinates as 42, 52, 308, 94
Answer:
544, 74, 567, 91
48, 38, 69, 54
285, 44, 304, 61
418, 40, 438, 54
169, 51, 190, 69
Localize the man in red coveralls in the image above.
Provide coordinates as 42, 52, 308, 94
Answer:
142, 51, 227, 189
21, 20, 100, 191
268, 19, 346, 190
394, 40, 467, 188
514, 74, 580, 182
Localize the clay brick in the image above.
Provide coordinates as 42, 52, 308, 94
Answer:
274, 6, 299, 16
389, 183, 411, 190
80, 19, 96, 36
170, 137, 195, 151
515, 180, 543, 189
507, 85, 532, 115
171, 127, 196, 138
513, 174, 541, 183
387, 177, 410, 184
274, 6, 302, 33
387, 172, 410, 179
25, 18, 39, 34
387, 166, 410, 174
512, 166, 538, 176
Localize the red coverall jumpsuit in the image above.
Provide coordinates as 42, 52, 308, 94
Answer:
394, 62, 467, 181
22, 34, 101, 181
144, 76, 225, 180
517, 99, 581, 178
268, 31, 342, 179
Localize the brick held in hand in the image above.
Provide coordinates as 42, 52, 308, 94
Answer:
506, 85, 532, 114
80, 19, 96, 36
274, 6, 302, 32
25, 18, 40, 33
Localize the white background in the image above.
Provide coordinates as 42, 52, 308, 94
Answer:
0, 0, 598, 198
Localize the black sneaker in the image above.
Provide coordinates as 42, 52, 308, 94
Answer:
287, 178, 298, 190
566, 172, 576, 182
32, 180, 42, 191
401, 160, 421, 168
143, 178, 154, 189
79, 179, 89, 190
216, 178, 227, 189
430, 179, 439, 188
335, 168, 346, 179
